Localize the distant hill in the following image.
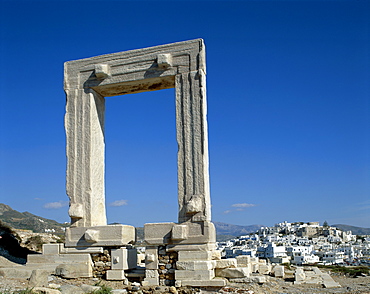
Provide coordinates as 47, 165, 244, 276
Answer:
134, 223, 263, 243
214, 222, 263, 237
0, 203, 67, 234
332, 224, 370, 236
2, 203, 369, 238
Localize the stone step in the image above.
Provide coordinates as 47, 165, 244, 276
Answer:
321, 273, 341, 288
27, 253, 91, 264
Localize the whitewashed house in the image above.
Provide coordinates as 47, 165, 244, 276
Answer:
320, 251, 344, 265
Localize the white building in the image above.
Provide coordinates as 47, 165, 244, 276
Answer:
219, 220, 366, 266
257, 243, 290, 263
286, 245, 319, 265
292, 253, 320, 265
320, 251, 344, 265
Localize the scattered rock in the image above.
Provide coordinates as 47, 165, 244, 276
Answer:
59, 284, 84, 294
55, 263, 92, 279
80, 283, 101, 292
112, 289, 128, 294
48, 283, 61, 289
216, 267, 250, 278
272, 265, 285, 278
33, 287, 62, 294
29, 269, 50, 287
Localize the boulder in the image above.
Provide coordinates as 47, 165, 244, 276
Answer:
29, 269, 49, 287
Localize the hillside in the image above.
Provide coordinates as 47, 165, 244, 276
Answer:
0, 203, 67, 234
214, 222, 263, 237
1, 203, 369, 238
134, 223, 263, 243
333, 224, 370, 236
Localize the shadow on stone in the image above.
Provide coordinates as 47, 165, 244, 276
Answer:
0, 222, 39, 264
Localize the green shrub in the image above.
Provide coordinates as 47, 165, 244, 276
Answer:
17, 289, 34, 294
0, 221, 21, 242
25, 235, 44, 251
91, 284, 113, 294
281, 262, 292, 270
318, 264, 369, 277
0, 288, 34, 294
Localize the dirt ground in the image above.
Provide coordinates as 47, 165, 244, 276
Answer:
0, 269, 369, 294
227, 274, 370, 294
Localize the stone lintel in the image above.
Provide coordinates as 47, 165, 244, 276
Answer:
64, 39, 205, 92
92, 75, 176, 97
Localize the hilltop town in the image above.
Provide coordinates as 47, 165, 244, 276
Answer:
217, 221, 370, 267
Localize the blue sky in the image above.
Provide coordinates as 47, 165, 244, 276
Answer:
0, 0, 369, 228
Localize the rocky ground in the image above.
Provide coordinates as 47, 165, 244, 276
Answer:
0, 230, 369, 293
227, 275, 370, 294
0, 260, 369, 294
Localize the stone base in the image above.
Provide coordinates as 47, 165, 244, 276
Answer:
28, 252, 93, 278
176, 260, 215, 271
175, 269, 215, 280
144, 221, 216, 246
65, 224, 135, 247
143, 220, 219, 286
144, 222, 174, 245
26, 252, 93, 279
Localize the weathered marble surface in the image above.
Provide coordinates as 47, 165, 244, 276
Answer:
64, 39, 210, 227
64, 39, 221, 286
